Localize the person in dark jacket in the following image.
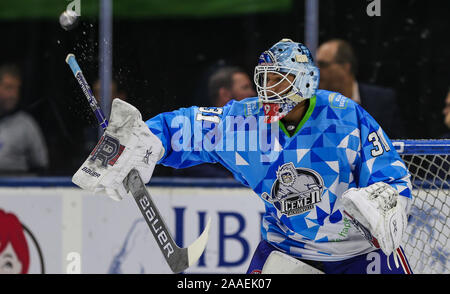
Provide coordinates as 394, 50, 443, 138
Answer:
316, 39, 406, 139
0, 64, 48, 174
172, 66, 256, 178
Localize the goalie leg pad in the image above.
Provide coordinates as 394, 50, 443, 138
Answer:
246, 240, 324, 274
261, 251, 324, 274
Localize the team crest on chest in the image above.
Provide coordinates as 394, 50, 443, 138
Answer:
262, 162, 324, 217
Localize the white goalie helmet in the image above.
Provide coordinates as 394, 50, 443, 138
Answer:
254, 39, 320, 122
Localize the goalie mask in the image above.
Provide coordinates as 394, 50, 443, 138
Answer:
254, 39, 320, 123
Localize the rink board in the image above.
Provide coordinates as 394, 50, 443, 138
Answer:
0, 179, 448, 274
0, 183, 264, 274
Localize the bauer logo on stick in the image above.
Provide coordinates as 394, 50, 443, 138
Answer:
90, 134, 125, 167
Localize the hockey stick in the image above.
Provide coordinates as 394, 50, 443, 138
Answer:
65, 53, 211, 273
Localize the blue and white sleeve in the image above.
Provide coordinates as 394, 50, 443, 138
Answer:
355, 105, 413, 204
144, 105, 225, 169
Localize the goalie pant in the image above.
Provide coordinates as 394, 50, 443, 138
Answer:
247, 240, 413, 274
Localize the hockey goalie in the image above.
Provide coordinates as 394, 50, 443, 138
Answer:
73, 39, 414, 274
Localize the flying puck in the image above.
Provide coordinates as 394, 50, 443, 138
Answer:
59, 10, 79, 31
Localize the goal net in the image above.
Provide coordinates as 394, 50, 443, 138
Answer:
394, 139, 450, 274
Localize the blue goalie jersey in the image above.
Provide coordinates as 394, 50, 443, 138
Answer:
145, 89, 412, 261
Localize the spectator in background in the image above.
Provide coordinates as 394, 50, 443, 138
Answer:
92, 78, 127, 106
442, 88, 450, 138
0, 64, 48, 175
208, 66, 256, 107
316, 39, 406, 139
172, 66, 256, 178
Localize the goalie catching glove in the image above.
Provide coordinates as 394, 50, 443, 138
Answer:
72, 99, 164, 201
341, 182, 408, 270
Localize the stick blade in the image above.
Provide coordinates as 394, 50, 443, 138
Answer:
187, 217, 211, 267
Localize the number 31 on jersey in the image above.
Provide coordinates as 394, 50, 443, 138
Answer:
368, 130, 390, 157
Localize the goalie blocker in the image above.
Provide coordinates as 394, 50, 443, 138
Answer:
71, 98, 211, 273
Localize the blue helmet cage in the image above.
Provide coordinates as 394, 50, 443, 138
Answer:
254, 39, 320, 104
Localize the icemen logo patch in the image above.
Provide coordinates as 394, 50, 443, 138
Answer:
90, 134, 125, 167
262, 163, 324, 216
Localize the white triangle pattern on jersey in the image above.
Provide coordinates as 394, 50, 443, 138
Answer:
235, 152, 249, 165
